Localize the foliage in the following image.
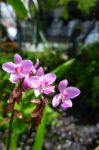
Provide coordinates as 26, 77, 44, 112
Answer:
39, 0, 97, 14
21, 50, 65, 72
66, 42, 99, 109
7, 0, 28, 19
33, 105, 58, 150
39, 0, 57, 11
7, 0, 97, 20
33, 106, 47, 150
53, 58, 75, 79
76, 0, 97, 14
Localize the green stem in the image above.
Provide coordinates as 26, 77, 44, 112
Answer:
9, 132, 19, 150
7, 100, 15, 150
22, 123, 35, 150
32, 105, 47, 150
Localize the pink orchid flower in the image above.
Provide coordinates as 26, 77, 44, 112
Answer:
52, 79, 80, 109
23, 67, 56, 96
2, 54, 33, 83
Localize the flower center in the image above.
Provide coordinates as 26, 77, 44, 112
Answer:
62, 91, 68, 101
29, 71, 33, 76
64, 93, 68, 97
15, 66, 22, 73
42, 81, 48, 87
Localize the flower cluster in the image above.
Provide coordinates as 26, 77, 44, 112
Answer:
2, 54, 80, 109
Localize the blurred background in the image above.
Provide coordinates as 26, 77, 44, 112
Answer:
0, 0, 99, 150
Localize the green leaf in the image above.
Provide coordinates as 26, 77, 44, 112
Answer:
52, 59, 75, 79
59, 0, 69, 5
76, 0, 97, 14
33, 0, 39, 11
9, 132, 19, 150
8, 0, 27, 19
32, 106, 47, 150
46, 106, 59, 125
32, 105, 59, 150
12, 118, 27, 134
22, 103, 35, 118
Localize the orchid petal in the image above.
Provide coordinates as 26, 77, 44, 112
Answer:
44, 73, 56, 85
52, 94, 61, 107
66, 87, 80, 99
29, 76, 40, 88
36, 67, 44, 77
44, 86, 55, 95
2, 62, 16, 73
14, 54, 22, 64
23, 77, 31, 89
21, 60, 33, 74
9, 74, 22, 83
61, 99, 72, 109
58, 80, 68, 93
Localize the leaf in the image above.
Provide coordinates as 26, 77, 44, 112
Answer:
59, 0, 69, 5
52, 59, 75, 79
12, 118, 27, 134
22, 103, 35, 117
8, 0, 27, 19
14, 102, 21, 111
9, 132, 19, 150
76, 0, 97, 14
33, 0, 39, 10
32, 105, 47, 150
95, 146, 99, 150
0, 118, 10, 125
46, 106, 59, 125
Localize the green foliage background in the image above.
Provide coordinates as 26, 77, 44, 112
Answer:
7, 0, 97, 19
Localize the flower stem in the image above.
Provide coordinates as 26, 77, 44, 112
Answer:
9, 132, 19, 150
22, 123, 35, 150
7, 99, 15, 150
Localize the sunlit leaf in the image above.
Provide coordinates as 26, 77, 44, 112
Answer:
59, 0, 69, 5
33, 0, 39, 10
95, 146, 99, 150
76, 0, 97, 14
8, 0, 27, 19
52, 59, 75, 79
